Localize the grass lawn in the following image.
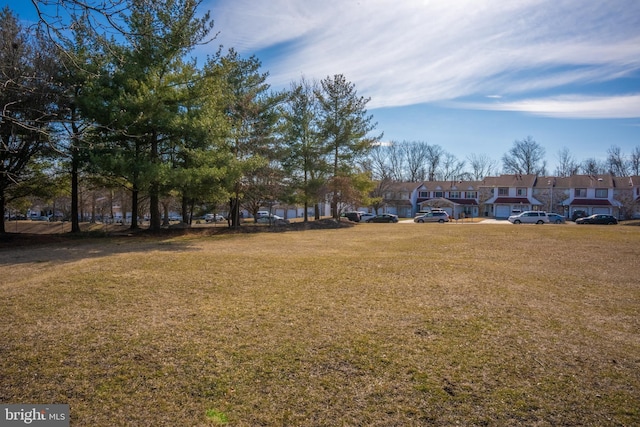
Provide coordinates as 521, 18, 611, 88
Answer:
1, 223, 639, 426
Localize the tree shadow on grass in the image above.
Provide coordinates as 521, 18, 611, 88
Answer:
0, 219, 354, 266
0, 230, 203, 266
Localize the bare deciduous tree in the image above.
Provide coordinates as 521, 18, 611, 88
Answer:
387, 142, 405, 181
502, 136, 547, 175
630, 146, 640, 176
554, 147, 580, 177
425, 144, 443, 181
607, 145, 630, 177
438, 152, 467, 181
467, 153, 497, 180
401, 141, 429, 182
581, 157, 607, 175
366, 143, 392, 181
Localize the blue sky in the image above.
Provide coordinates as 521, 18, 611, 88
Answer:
4, 0, 640, 173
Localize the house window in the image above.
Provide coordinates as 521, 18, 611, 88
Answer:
498, 187, 508, 196
595, 189, 607, 198
575, 188, 587, 197
434, 191, 443, 198
450, 191, 460, 198
465, 191, 477, 199
516, 187, 527, 196
419, 191, 429, 198
384, 192, 393, 199
399, 192, 409, 199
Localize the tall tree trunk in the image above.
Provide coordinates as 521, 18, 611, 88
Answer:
70, 144, 80, 232
130, 184, 139, 230
0, 192, 6, 234
90, 191, 96, 223
181, 195, 189, 224
331, 146, 339, 219
162, 201, 170, 226
149, 134, 161, 231
150, 183, 160, 231
229, 196, 240, 228
70, 111, 81, 232
303, 171, 308, 223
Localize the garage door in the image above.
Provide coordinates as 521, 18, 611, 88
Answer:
592, 207, 610, 214
495, 206, 511, 218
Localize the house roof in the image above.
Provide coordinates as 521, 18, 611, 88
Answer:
533, 176, 558, 188
420, 197, 478, 206
448, 198, 478, 205
569, 199, 612, 206
481, 174, 537, 188
381, 181, 422, 192
493, 197, 537, 204
554, 174, 615, 188
612, 175, 639, 189
419, 180, 482, 190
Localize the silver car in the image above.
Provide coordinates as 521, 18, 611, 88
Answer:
508, 211, 549, 224
414, 211, 450, 223
547, 213, 566, 224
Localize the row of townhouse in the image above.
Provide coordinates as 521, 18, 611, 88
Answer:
379, 174, 640, 220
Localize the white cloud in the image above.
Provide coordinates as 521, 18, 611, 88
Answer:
453, 94, 640, 119
203, 0, 640, 117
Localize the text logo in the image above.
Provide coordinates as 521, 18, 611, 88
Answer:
0, 405, 69, 427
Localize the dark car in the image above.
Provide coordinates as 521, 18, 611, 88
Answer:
576, 214, 618, 225
366, 214, 398, 223
342, 211, 362, 222
571, 210, 588, 221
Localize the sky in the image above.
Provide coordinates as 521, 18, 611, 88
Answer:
3, 0, 640, 174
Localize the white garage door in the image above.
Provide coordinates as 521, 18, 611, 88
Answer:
592, 207, 610, 214
495, 206, 511, 218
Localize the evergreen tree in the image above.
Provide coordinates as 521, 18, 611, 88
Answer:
216, 49, 284, 227
0, 8, 58, 233
315, 74, 381, 218
80, 0, 215, 230
280, 78, 329, 222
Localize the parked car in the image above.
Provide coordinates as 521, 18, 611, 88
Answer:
204, 213, 226, 223
342, 211, 362, 222
575, 214, 618, 225
359, 213, 375, 222
366, 214, 398, 223
571, 210, 588, 221
547, 213, 566, 224
256, 214, 289, 225
414, 211, 450, 223
508, 211, 549, 224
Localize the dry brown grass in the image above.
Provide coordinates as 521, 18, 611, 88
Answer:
1, 222, 639, 426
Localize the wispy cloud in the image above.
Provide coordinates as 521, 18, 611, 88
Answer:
204, 0, 640, 118
452, 94, 640, 119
